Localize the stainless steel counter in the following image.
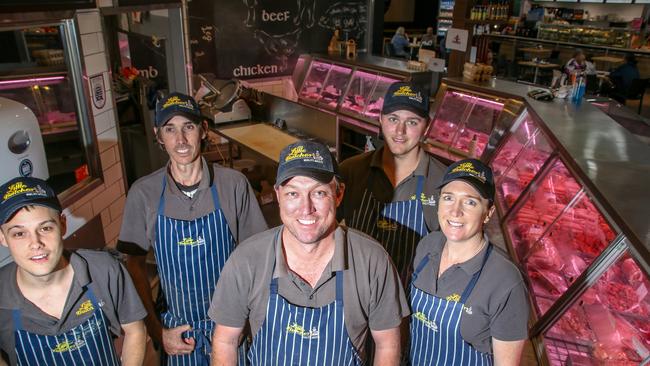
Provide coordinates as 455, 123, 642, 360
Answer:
444, 77, 650, 255
486, 34, 650, 56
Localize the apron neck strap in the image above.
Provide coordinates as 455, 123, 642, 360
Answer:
157, 174, 221, 216
412, 254, 430, 282
415, 175, 425, 198
459, 244, 492, 304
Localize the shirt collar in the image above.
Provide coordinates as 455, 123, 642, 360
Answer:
165, 157, 212, 196
369, 146, 428, 177
455, 234, 491, 276
430, 234, 491, 276
273, 225, 348, 279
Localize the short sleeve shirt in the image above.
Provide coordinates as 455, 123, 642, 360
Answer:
0, 250, 147, 365
338, 147, 447, 232
209, 225, 410, 361
411, 232, 530, 354
117, 158, 268, 254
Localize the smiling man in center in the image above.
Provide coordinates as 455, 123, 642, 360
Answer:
210, 140, 410, 365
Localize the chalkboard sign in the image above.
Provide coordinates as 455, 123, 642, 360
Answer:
0, 0, 95, 13
188, 0, 368, 79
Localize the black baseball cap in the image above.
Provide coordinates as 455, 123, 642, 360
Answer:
155, 92, 209, 127
276, 141, 340, 187
437, 159, 495, 202
0, 177, 62, 224
382, 82, 429, 119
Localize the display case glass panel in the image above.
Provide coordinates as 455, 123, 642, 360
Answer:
362, 75, 400, 119
449, 93, 503, 158
521, 189, 617, 317
318, 64, 352, 109
341, 70, 378, 116
542, 251, 650, 365
505, 158, 582, 262
427, 90, 503, 160
493, 114, 553, 210
0, 25, 96, 194
299, 61, 332, 102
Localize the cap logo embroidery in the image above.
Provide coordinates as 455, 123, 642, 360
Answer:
285, 146, 324, 164
75, 299, 95, 316
162, 96, 195, 111
451, 162, 486, 183
2, 182, 46, 201
393, 85, 423, 103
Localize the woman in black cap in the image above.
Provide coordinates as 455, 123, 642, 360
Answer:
409, 159, 529, 365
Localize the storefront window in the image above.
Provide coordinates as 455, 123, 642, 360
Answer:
0, 23, 98, 194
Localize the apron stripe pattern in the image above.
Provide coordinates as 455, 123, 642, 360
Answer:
409, 245, 494, 366
249, 270, 363, 366
349, 175, 428, 285
155, 176, 244, 366
13, 287, 120, 366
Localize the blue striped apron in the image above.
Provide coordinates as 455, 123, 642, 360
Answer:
248, 270, 363, 366
349, 175, 428, 286
409, 245, 494, 366
155, 176, 244, 366
13, 287, 120, 366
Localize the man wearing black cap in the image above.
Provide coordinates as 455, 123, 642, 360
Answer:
117, 92, 267, 365
0, 177, 147, 366
409, 159, 528, 365
339, 82, 447, 286
209, 140, 410, 365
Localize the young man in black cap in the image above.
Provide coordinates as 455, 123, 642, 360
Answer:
117, 92, 267, 365
0, 177, 147, 366
210, 140, 410, 365
338, 82, 447, 285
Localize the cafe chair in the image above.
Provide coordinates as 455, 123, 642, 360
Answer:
385, 42, 396, 57
612, 78, 649, 115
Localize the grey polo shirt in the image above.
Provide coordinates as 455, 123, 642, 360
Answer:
117, 158, 268, 255
338, 147, 447, 232
411, 232, 530, 354
0, 250, 147, 365
209, 225, 410, 361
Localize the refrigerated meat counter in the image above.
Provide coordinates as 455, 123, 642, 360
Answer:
431, 78, 650, 366
291, 53, 439, 160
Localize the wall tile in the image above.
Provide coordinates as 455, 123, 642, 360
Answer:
103, 162, 122, 186
77, 11, 101, 35
100, 146, 116, 171
92, 180, 122, 214
93, 107, 115, 134
84, 52, 109, 77
98, 126, 118, 153
109, 196, 126, 222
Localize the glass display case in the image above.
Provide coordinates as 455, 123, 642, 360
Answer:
491, 111, 553, 211
424, 88, 505, 161
432, 77, 650, 366
542, 249, 650, 365
294, 54, 435, 127
537, 23, 633, 49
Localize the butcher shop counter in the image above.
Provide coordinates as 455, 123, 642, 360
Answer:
432, 77, 650, 366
